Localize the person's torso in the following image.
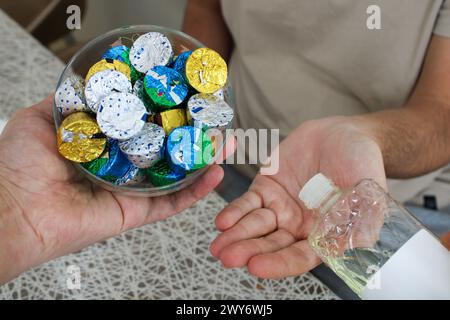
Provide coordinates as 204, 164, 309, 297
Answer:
221, 0, 444, 137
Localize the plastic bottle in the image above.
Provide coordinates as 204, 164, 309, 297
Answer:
299, 173, 450, 300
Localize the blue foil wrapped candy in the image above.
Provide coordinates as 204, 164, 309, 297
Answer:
166, 126, 214, 172
96, 139, 134, 181
102, 45, 141, 83
102, 45, 129, 62
82, 139, 144, 185
171, 50, 198, 99
115, 165, 145, 186
144, 66, 188, 110
171, 50, 192, 76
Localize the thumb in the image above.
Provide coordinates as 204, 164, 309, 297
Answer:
30, 94, 55, 119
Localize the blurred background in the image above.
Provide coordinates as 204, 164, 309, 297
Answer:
0, 0, 187, 62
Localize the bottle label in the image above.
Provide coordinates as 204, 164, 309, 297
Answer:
361, 229, 450, 300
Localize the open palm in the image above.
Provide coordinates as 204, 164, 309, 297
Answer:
0, 96, 224, 282
210, 117, 387, 279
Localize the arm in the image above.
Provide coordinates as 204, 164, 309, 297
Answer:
182, 0, 233, 61
357, 35, 450, 178
210, 35, 450, 279
0, 97, 225, 285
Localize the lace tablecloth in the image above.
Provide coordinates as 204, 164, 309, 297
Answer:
0, 10, 337, 300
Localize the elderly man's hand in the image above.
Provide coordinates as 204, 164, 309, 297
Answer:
0, 96, 226, 284
210, 117, 387, 278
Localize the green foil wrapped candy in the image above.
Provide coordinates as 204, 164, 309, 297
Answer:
147, 160, 186, 186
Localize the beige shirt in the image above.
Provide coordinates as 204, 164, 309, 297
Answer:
221, 0, 450, 202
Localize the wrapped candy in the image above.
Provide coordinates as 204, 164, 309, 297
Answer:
133, 78, 155, 111
212, 88, 225, 100
81, 155, 109, 176
96, 139, 134, 181
119, 123, 165, 169
129, 32, 173, 74
57, 112, 107, 163
102, 45, 129, 61
187, 93, 233, 130
115, 165, 145, 186
97, 92, 148, 141
166, 126, 214, 172
154, 108, 188, 136
82, 142, 144, 186
85, 69, 132, 113
54, 31, 231, 189
172, 50, 224, 100
144, 66, 188, 110
102, 45, 141, 83
185, 48, 227, 94
147, 160, 185, 186
55, 76, 88, 116
171, 50, 192, 75
85, 58, 131, 83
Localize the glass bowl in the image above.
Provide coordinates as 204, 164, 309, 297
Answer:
53, 25, 234, 197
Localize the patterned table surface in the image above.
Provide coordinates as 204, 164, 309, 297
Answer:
0, 10, 337, 300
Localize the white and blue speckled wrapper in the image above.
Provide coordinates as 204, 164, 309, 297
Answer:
97, 92, 147, 141
129, 32, 173, 74
55, 76, 88, 116
187, 93, 234, 130
85, 69, 132, 113
212, 88, 225, 100
119, 122, 165, 169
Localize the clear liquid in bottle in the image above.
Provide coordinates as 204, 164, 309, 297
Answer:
299, 174, 450, 299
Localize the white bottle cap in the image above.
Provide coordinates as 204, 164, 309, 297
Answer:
299, 173, 338, 209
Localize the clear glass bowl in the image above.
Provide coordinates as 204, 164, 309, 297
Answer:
53, 25, 234, 197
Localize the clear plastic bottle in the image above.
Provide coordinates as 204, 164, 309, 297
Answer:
299, 173, 450, 300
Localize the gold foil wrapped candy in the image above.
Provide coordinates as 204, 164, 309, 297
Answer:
85, 58, 131, 83
57, 112, 107, 163
154, 108, 188, 136
185, 48, 228, 94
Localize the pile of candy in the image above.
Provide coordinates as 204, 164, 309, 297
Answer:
55, 32, 234, 187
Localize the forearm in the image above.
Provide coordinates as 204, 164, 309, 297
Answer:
182, 0, 233, 61
355, 98, 450, 179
